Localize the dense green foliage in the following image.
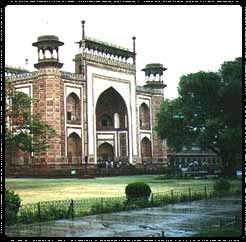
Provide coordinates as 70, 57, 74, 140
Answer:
213, 178, 231, 193
16, 116, 57, 162
125, 182, 152, 200
5, 81, 56, 164
5, 189, 21, 225
157, 57, 242, 176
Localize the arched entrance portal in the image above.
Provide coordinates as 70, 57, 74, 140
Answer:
97, 143, 114, 161
67, 132, 82, 163
141, 137, 152, 162
96, 87, 129, 161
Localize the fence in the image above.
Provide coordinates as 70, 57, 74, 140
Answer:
14, 185, 241, 225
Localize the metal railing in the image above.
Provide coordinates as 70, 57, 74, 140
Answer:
10, 185, 241, 225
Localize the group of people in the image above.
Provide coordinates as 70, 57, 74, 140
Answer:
97, 159, 131, 169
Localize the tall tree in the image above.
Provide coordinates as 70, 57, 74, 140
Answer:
157, 57, 242, 176
5, 81, 56, 165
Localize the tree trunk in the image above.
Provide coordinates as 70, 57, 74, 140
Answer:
221, 158, 236, 177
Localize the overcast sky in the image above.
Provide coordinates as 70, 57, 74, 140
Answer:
5, 5, 242, 99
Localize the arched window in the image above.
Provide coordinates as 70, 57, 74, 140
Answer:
141, 137, 152, 161
66, 93, 80, 123
139, 103, 150, 130
100, 114, 113, 128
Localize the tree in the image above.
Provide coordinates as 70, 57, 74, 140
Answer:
157, 57, 242, 176
156, 98, 196, 152
5, 81, 56, 165
5, 81, 33, 166
16, 116, 56, 163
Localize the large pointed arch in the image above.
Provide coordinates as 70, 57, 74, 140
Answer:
95, 87, 129, 161
96, 87, 128, 130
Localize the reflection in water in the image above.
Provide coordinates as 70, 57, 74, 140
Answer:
6, 195, 242, 237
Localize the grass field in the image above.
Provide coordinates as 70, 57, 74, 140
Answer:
5, 175, 242, 205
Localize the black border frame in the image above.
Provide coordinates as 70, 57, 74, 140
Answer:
1, 1, 245, 241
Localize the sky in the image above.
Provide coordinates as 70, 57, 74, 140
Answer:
5, 5, 242, 99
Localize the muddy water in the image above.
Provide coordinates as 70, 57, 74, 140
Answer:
6, 195, 242, 237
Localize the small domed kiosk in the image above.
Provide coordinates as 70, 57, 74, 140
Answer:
32, 35, 64, 69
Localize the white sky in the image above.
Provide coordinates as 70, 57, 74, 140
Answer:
5, 5, 242, 99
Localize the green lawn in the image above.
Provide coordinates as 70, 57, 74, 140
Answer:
5, 175, 241, 205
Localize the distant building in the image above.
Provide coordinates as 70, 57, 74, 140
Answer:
167, 146, 220, 172
6, 21, 168, 175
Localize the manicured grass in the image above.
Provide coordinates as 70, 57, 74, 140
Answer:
5, 175, 242, 204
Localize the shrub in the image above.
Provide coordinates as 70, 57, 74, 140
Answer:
213, 178, 231, 194
5, 189, 21, 225
41, 205, 67, 220
125, 182, 152, 201
18, 208, 38, 224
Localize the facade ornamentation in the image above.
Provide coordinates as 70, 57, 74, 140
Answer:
6, 21, 169, 175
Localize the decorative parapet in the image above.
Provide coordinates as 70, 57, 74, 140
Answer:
5, 70, 84, 82
5, 71, 39, 82
5, 65, 29, 73
75, 52, 136, 71
85, 36, 130, 52
136, 85, 163, 95
60, 71, 84, 81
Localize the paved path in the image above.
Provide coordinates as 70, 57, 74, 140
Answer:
6, 195, 242, 237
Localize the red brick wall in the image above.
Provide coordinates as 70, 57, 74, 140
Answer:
32, 69, 65, 164
151, 95, 167, 163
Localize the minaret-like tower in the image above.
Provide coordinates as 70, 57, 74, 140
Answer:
32, 35, 65, 165
141, 63, 167, 164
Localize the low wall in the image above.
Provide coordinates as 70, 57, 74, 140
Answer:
6, 163, 167, 178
